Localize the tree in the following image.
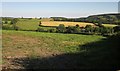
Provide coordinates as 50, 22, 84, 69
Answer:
4, 21, 8, 24
39, 21, 42, 26
11, 18, 18, 25
37, 27, 45, 32
94, 27, 100, 33
97, 22, 104, 27
76, 24, 79, 28
85, 25, 94, 33
113, 26, 120, 33
66, 26, 80, 34
99, 27, 113, 35
56, 24, 66, 33
39, 17, 42, 19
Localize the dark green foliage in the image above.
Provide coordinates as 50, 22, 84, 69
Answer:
37, 27, 46, 32
51, 13, 120, 25
39, 21, 42, 26
93, 27, 100, 33
113, 26, 120, 32
2, 25, 14, 30
48, 29, 56, 33
97, 22, 104, 27
13, 25, 19, 31
85, 25, 94, 33
99, 27, 113, 35
11, 18, 18, 24
56, 24, 66, 33
4, 21, 8, 24
66, 26, 80, 34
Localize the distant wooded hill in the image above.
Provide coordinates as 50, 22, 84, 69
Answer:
51, 13, 120, 25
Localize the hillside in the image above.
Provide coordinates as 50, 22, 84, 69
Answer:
51, 13, 120, 25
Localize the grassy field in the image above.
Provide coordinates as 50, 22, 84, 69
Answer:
2, 30, 108, 69
16, 19, 39, 30
2, 30, 120, 69
102, 24, 118, 27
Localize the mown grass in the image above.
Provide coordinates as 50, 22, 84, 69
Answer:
16, 19, 39, 30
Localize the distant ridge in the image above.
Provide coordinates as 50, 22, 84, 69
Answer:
51, 13, 120, 25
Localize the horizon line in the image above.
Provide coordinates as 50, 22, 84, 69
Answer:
1, 12, 119, 18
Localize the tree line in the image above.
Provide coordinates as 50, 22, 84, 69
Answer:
51, 13, 120, 25
37, 23, 120, 36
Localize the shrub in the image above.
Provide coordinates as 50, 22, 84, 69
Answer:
37, 27, 45, 32
56, 24, 66, 33
4, 21, 8, 24
2, 25, 14, 30
76, 24, 80, 27
85, 25, 94, 33
113, 26, 120, 33
48, 28, 56, 33
93, 27, 100, 33
99, 27, 113, 35
66, 26, 80, 33
39, 21, 42, 26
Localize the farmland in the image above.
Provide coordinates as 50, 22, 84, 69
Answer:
15, 18, 95, 31
41, 21, 95, 27
14, 18, 117, 31
2, 18, 120, 69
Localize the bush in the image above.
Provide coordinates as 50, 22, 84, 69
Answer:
56, 24, 66, 33
48, 28, 56, 33
39, 21, 42, 26
99, 27, 113, 35
85, 25, 94, 33
4, 21, 8, 24
37, 27, 46, 32
2, 25, 14, 30
93, 27, 100, 33
76, 24, 79, 27
13, 25, 19, 31
113, 26, 120, 33
66, 26, 80, 34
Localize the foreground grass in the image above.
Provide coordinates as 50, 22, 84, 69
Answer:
3, 30, 104, 53
2, 30, 119, 69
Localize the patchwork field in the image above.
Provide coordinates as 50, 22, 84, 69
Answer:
15, 19, 117, 31
2, 18, 119, 69
15, 19, 96, 31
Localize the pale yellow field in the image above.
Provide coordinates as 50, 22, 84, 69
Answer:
102, 24, 118, 27
41, 21, 95, 27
